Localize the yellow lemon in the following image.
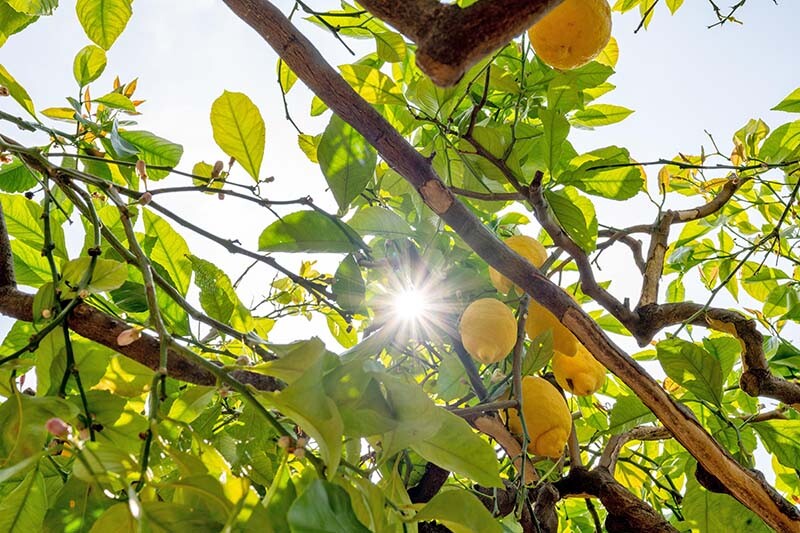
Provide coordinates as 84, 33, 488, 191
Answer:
525, 300, 580, 356
489, 235, 548, 295
459, 298, 517, 365
528, 0, 612, 70
552, 345, 606, 396
505, 376, 572, 458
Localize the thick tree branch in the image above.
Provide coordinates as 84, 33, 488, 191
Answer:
554, 467, 678, 533
221, 1, 800, 528
637, 211, 674, 308
357, 0, 565, 86
636, 302, 800, 405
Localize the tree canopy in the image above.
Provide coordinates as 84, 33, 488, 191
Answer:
1, 0, 800, 531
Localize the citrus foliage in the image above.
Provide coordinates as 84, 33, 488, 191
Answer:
0, 1, 799, 532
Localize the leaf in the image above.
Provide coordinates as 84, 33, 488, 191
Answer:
559, 146, 645, 200
332, 255, 366, 314
258, 211, 362, 253
540, 107, 570, 173
187, 255, 253, 331
75, 0, 132, 50
118, 130, 183, 180
93, 91, 134, 111
277, 59, 296, 93
144, 210, 192, 295
297, 133, 319, 163
666, 0, 684, 13
72, 44, 106, 86
210, 90, 265, 181
60, 257, 127, 294
347, 206, 413, 237
656, 338, 723, 406
287, 480, 370, 533
683, 474, 770, 533
88, 503, 136, 533
572, 104, 633, 127
0, 63, 35, 118
0, 158, 38, 193
412, 489, 502, 533
772, 87, 800, 113
0, 468, 47, 533
545, 187, 597, 251
339, 64, 405, 105
608, 393, 655, 434
759, 120, 800, 164
43, 477, 114, 533
374, 31, 406, 63
5, 0, 57, 15
318, 114, 377, 214
522, 330, 553, 376
753, 420, 800, 470
251, 338, 326, 385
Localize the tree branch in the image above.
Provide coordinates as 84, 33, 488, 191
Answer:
357, 0, 566, 86
219, 1, 800, 528
598, 425, 672, 474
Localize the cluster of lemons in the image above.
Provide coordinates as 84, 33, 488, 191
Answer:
458, 235, 606, 458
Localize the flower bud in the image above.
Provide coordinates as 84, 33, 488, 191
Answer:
46, 418, 70, 438
139, 192, 152, 205
117, 327, 142, 346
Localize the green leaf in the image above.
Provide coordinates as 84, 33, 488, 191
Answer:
522, 330, 553, 376
277, 59, 297, 93
683, 474, 770, 533
412, 489, 502, 533
75, 0, 132, 50
0, 395, 79, 465
559, 146, 645, 200
187, 255, 253, 331
72, 44, 106, 86
43, 477, 113, 533
6, 0, 56, 15
318, 115, 377, 214
167, 387, 216, 424
0, 63, 36, 118
332, 255, 366, 314
88, 503, 136, 533
347, 206, 413, 237
118, 130, 183, 180
772, 87, 800, 113
656, 338, 723, 406
259, 211, 362, 253
60, 257, 127, 294
252, 338, 326, 385
297, 133, 319, 163
287, 480, 370, 533
0, 193, 66, 259
608, 393, 655, 434
666, 0, 684, 13
0, 158, 38, 193
0, 468, 47, 533
759, 120, 800, 164
540, 107, 570, 173
374, 31, 406, 63
339, 64, 405, 105
93, 91, 134, 111
545, 187, 597, 251
264, 356, 344, 476
753, 420, 800, 470
210, 90, 265, 182
0, 5, 37, 48
572, 104, 633, 127
144, 210, 192, 295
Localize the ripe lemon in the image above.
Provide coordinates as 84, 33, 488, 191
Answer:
505, 376, 572, 458
489, 235, 547, 295
552, 345, 606, 396
459, 298, 517, 365
528, 0, 612, 70
525, 300, 580, 356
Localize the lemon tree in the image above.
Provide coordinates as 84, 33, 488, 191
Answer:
0, 1, 799, 532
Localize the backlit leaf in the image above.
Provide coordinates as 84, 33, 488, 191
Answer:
210, 90, 265, 182
75, 0, 132, 50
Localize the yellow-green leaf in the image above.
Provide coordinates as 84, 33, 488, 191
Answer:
75, 0, 132, 50
210, 90, 265, 182
72, 44, 106, 86
0, 64, 35, 118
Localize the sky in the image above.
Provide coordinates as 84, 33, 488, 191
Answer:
0, 2, 798, 347
1, 0, 798, 483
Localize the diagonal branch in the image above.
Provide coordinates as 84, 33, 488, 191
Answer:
221, 1, 800, 528
358, 0, 565, 86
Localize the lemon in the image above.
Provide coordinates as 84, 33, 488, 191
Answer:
552, 345, 606, 396
525, 300, 580, 356
459, 298, 517, 365
505, 376, 572, 458
489, 235, 548, 295
528, 0, 612, 70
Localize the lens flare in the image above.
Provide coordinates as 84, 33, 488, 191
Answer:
392, 288, 429, 321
